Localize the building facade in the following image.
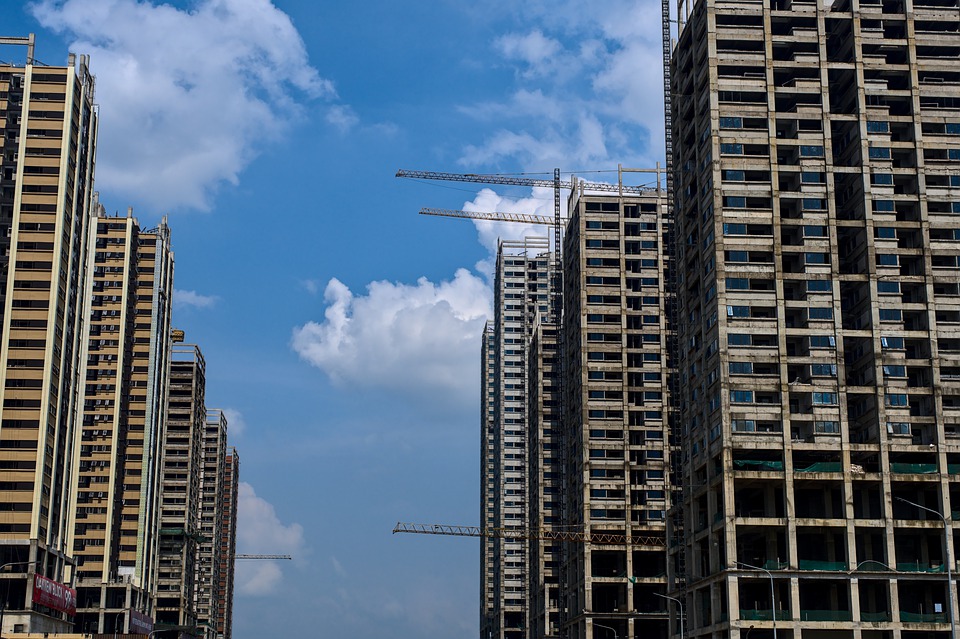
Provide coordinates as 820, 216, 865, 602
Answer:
155, 342, 205, 631
196, 409, 227, 637
482, 323, 497, 639
0, 35, 98, 635
559, 190, 673, 639
671, 0, 960, 637
217, 448, 239, 639
485, 237, 554, 639
69, 210, 174, 634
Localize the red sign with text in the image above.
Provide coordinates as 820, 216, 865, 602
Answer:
32, 575, 76, 615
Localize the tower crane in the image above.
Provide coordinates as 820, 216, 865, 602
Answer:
393, 522, 665, 548
234, 554, 292, 560
419, 207, 564, 226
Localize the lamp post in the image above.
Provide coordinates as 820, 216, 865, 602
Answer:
654, 592, 685, 639
896, 496, 956, 639
594, 621, 618, 639
0, 560, 39, 639
736, 561, 777, 639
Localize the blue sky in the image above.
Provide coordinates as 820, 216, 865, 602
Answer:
6, 1, 666, 637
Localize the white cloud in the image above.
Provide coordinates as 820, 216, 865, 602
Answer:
495, 30, 563, 75
291, 270, 491, 403
30, 0, 338, 211
326, 104, 359, 133
236, 482, 304, 596
221, 408, 247, 437
458, 2, 666, 172
173, 288, 218, 309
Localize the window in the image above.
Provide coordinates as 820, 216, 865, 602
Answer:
868, 146, 891, 159
720, 117, 743, 129
811, 363, 837, 376
813, 392, 838, 405
728, 334, 751, 346
731, 419, 756, 432
814, 420, 840, 434
877, 281, 900, 294
723, 169, 745, 181
800, 145, 824, 157
877, 254, 899, 266
881, 336, 904, 349
876, 227, 896, 239
883, 365, 906, 377
726, 278, 749, 290
809, 307, 833, 320
805, 253, 829, 264
804, 225, 827, 237
801, 171, 825, 183
727, 305, 750, 318
886, 393, 908, 407
726, 251, 748, 263
810, 335, 836, 348
867, 120, 889, 133
729, 362, 754, 374
872, 173, 893, 185
873, 200, 895, 212
802, 198, 826, 210
807, 280, 831, 292
879, 308, 902, 321
721, 143, 744, 155
723, 197, 746, 208
730, 390, 754, 403
723, 223, 747, 234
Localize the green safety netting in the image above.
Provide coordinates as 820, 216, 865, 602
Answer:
739, 610, 792, 622
796, 462, 842, 473
901, 611, 948, 623
800, 610, 853, 622
897, 562, 946, 573
798, 559, 847, 571
890, 463, 938, 474
734, 460, 784, 470
860, 612, 891, 623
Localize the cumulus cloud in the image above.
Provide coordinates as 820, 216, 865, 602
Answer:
30, 0, 339, 210
221, 408, 247, 437
291, 270, 491, 402
173, 289, 218, 309
236, 482, 304, 596
495, 30, 564, 76
459, 1, 666, 172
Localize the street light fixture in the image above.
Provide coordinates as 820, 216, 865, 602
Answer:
896, 496, 956, 639
654, 592, 685, 639
594, 621, 618, 639
735, 561, 777, 639
0, 560, 39, 639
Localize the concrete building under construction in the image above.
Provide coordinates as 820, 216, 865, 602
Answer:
670, 0, 960, 637
559, 187, 673, 639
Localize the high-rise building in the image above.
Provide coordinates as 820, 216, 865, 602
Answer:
217, 447, 239, 639
196, 409, 227, 637
482, 323, 497, 639
526, 319, 561, 639
559, 190, 672, 639
0, 34, 98, 635
155, 342, 205, 631
68, 209, 174, 634
485, 237, 554, 639
671, 0, 960, 637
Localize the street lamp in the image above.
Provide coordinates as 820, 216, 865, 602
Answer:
0, 560, 39, 639
896, 496, 956, 639
736, 561, 777, 639
654, 592, 685, 639
594, 621, 618, 639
